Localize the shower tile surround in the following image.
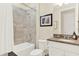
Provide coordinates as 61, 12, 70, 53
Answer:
13, 6, 36, 45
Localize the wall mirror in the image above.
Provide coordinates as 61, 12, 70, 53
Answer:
61, 8, 75, 35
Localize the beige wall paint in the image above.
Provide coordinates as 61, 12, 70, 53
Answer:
53, 5, 60, 34
35, 3, 55, 48
39, 3, 54, 40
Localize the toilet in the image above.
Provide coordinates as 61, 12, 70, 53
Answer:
30, 40, 48, 56
30, 49, 43, 56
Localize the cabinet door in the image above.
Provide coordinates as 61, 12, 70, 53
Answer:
49, 47, 64, 56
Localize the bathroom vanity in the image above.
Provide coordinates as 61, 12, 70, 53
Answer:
47, 38, 79, 56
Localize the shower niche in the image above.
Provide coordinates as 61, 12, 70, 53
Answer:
13, 4, 36, 45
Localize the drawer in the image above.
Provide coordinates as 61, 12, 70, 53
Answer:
48, 46, 64, 56
64, 44, 79, 54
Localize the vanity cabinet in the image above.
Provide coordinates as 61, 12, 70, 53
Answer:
48, 41, 79, 56
49, 47, 65, 56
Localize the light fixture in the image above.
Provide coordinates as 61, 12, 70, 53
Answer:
55, 2, 69, 6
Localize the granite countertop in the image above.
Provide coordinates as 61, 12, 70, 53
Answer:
47, 38, 79, 46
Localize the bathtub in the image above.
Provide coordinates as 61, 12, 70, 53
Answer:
13, 42, 35, 56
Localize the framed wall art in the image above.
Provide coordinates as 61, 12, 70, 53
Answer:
40, 14, 52, 27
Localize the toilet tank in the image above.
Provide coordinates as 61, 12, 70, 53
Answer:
38, 40, 47, 50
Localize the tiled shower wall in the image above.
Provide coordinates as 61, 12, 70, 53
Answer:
13, 6, 36, 45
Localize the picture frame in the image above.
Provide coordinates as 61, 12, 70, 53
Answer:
40, 14, 52, 27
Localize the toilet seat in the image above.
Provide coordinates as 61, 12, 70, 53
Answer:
30, 49, 44, 56
30, 40, 48, 56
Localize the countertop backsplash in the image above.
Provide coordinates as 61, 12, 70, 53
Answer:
53, 34, 79, 40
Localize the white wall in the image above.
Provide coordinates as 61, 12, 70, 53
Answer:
0, 4, 13, 55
